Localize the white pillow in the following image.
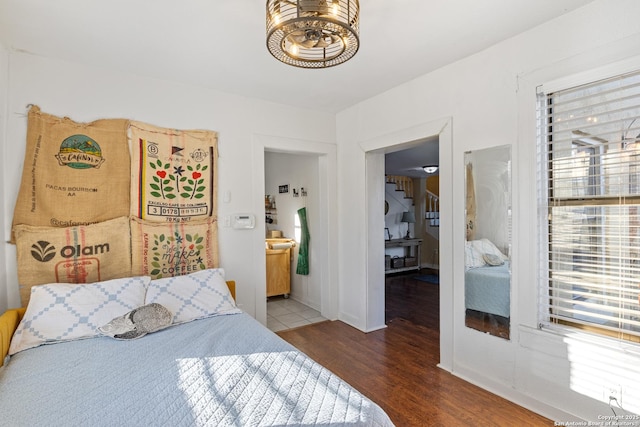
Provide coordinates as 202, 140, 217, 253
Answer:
482, 253, 505, 266
472, 238, 508, 260
9, 276, 149, 355
145, 268, 241, 324
465, 241, 486, 269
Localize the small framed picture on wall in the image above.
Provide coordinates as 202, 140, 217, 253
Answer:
279, 184, 289, 194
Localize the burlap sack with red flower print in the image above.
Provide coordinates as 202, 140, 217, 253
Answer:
11, 106, 130, 243
129, 121, 217, 223
130, 216, 219, 280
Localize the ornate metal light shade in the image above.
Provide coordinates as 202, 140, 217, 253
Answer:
266, 0, 360, 68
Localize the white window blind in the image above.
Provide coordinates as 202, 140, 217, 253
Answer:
538, 69, 640, 342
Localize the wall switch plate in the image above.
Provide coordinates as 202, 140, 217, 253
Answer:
232, 213, 255, 229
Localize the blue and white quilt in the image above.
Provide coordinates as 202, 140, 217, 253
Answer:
0, 312, 394, 427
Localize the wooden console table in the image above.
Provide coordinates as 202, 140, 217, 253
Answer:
385, 238, 422, 274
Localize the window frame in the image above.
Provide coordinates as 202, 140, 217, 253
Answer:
537, 69, 640, 343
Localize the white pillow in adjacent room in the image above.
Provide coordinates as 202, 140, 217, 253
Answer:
465, 241, 486, 269
471, 238, 508, 261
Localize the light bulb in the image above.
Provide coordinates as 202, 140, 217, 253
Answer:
271, 1, 281, 25
423, 166, 438, 174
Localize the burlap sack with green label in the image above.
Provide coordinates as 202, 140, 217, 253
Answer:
129, 120, 217, 222
11, 105, 130, 243
13, 216, 132, 307
130, 216, 219, 280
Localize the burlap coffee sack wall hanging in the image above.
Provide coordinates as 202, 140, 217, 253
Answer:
129, 121, 217, 223
130, 216, 218, 280
14, 216, 132, 307
11, 105, 130, 243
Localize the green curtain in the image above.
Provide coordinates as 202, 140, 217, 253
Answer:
296, 207, 310, 275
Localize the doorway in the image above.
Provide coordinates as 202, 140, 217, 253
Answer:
264, 150, 326, 332
383, 139, 440, 325
251, 134, 338, 328
362, 117, 454, 371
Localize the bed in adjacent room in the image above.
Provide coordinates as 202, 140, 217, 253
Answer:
464, 238, 511, 319
0, 269, 394, 427
465, 262, 511, 318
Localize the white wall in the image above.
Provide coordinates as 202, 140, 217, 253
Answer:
0, 43, 8, 311
337, 0, 640, 422
265, 151, 321, 310
0, 52, 337, 321
384, 182, 413, 243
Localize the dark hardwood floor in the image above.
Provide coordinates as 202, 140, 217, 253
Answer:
278, 271, 552, 426
466, 308, 510, 339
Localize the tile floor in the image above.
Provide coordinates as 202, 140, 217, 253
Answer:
267, 296, 327, 332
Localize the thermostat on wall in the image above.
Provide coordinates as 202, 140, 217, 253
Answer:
232, 213, 255, 229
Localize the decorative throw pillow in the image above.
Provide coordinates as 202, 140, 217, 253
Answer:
99, 303, 172, 340
472, 238, 508, 261
482, 253, 505, 266
9, 276, 149, 355
145, 268, 241, 325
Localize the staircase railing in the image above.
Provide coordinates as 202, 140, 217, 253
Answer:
426, 189, 439, 227
385, 175, 414, 200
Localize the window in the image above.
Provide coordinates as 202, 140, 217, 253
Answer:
538, 69, 640, 342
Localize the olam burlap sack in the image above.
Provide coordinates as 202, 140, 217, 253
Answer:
129, 120, 217, 222
11, 106, 130, 243
14, 216, 132, 307
130, 216, 218, 280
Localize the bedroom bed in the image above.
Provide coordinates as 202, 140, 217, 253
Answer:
465, 262, 510, 318
0, 270, 394, 426
464, 239, 510, 319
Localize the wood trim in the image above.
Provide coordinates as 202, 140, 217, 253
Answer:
226, 280, 236, 301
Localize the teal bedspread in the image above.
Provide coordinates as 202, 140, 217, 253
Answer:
465, 262, 510, 318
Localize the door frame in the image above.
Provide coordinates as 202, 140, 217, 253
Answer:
252, 133, 338, 326
361, 117, 453, 371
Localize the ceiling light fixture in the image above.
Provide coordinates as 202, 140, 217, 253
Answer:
423, 165, 438, 174
266, 0, 360, 69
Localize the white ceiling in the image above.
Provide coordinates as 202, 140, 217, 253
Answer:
385, 136, 440, 178
0, 0, 596, 115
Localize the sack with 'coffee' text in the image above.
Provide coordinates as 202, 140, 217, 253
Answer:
130, 216, 218, 280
